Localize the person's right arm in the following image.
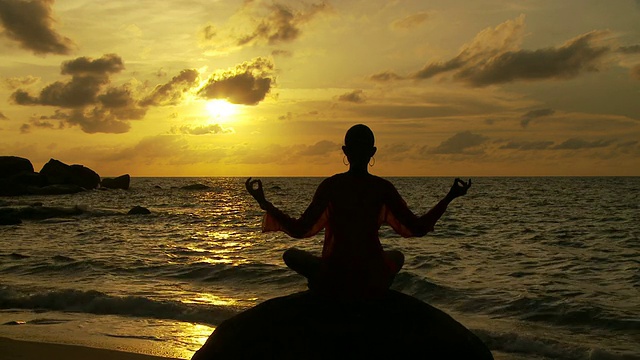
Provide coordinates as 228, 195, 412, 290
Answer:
246, 177, 329, 238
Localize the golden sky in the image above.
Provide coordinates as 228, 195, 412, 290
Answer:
0, 0, 638, 176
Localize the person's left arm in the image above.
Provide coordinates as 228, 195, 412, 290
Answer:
384, 178, 471, 237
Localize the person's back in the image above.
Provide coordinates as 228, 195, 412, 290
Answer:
318, 172, 394, 296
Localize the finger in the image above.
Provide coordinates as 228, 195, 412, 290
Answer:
467, 179, 472, 188
245, 177, 252, 190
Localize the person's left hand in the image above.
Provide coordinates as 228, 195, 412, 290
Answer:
245, 177, 267, 206
447, 178, 472, 199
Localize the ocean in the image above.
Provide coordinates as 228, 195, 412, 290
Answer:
0, 177, 638, 359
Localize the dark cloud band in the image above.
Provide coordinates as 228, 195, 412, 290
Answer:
0, 0, 74, 55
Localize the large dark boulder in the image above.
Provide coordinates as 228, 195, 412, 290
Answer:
101, 174, 130, 190
192, 290, 494, 359
0, 156, 40, 196
0, 156, 34, 178
40, 159, 100, 189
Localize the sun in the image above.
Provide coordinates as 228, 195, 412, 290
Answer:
205, 99, 237, 120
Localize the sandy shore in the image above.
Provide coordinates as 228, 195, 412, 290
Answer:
0, 337, 181, 360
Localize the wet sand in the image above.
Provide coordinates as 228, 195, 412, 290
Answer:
0, 337, 181, 360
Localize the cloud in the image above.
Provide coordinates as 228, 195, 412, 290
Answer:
201, 24, 216, 41
429, 131, 488, 154
101, 135, 189, 162
60, 54, 124, 75
278, 111, 293, 121
8, 56, 278, 134
0, 112, 7, 120
552, 138, 613, 150
198, 57, 275, 105
272, 49, 292, 57
0, 0, 74, 55
520, 108, 555, 127
140, 69, 199, 106
370, 71, 404, 82
632, 65, 640, 80
298, 140, 339, 156
237, 1, 331, 46
10, 54, 150, 133
617, 45, 640, 54
19, 117, 56, 133
170, 124, 230, 135
12, 54, 125, 108
12, 75, 109, 107
500, 140, 554, 150
4, 75, 39, 89
40, 108, 131, 134
409, 15, 611, 87
391, 12, 429, 30
349, 104, 460, 119
338, 89, 366, 103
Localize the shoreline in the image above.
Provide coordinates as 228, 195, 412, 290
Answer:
0, 336, 181, 360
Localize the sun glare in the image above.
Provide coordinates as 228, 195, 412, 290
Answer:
205, 99, 237, 119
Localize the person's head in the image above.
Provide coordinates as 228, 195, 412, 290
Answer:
342, 124, 376, 167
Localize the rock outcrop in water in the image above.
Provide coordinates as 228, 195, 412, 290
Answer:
191, 290, 494, 359
180, 183, 211, 190
101, 174, 131, 190
0, 204, 84, 221
128, 206, 151, 215
0, 156, 34, 177
0, 156, 128, 196
40, 159, 101, 190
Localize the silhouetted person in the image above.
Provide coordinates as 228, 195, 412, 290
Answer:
246, 124, 470, 298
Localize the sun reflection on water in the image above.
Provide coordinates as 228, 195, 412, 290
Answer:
180, 292, 238, 307
169, 322, 215, 359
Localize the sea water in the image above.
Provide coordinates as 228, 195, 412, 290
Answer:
0, 177, 638, 359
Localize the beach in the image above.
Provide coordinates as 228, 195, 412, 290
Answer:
0, 336, 178, 360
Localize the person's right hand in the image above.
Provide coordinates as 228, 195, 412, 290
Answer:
245, 177, 268, 207
447, 178, 471, 199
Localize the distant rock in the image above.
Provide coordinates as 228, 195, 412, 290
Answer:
191, 290, 494, 360
40, 158, 100, 189
0, 204, 83, 220
128, 206, 151, 215
0, 156, 34, 178
101, 174, 130, 190
181, 184, 211, 190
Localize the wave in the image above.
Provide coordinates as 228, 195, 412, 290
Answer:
1, 255, 294, 286
391, 271, 460, 302
475, 329, 640, 360
453, 294, 640, 332
0, 287, 239, 326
